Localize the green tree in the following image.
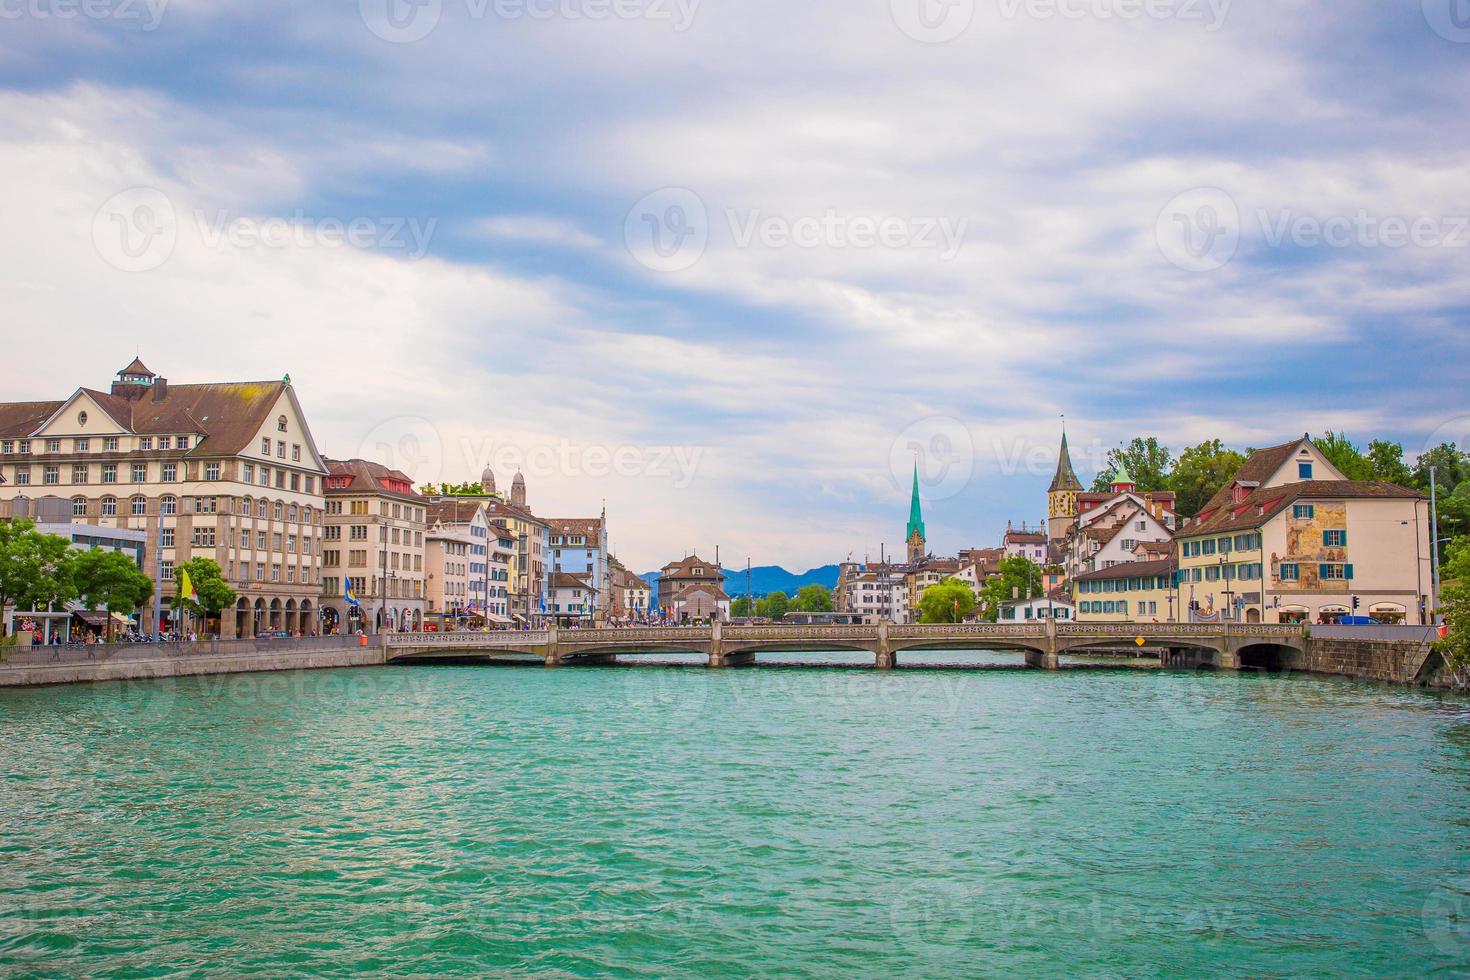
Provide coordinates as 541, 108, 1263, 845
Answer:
756, 591, 790, 620
976, 556, 1044, 622
1365, 439, 1413, 487
172, 558, 237, 632
1169, 439, 1248, 517
0, 520, 79, 633
73, 549, 154, 642
918, 577, 978, 624
1444, 536, 1470, 587
1437, 583, 1470, 691
789, 584, 834, 613
1091, 437, 1173, 493
730, 596, 754, 618
1314, 431, 1373, 481
1414, 443, 1470, 495
424, 482, 487, 497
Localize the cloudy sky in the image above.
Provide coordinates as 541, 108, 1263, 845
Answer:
4, 0, 1468, 572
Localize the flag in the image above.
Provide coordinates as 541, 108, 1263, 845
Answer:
179, 568, 199, 604
345, 578, 361, 609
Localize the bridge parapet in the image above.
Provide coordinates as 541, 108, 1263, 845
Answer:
888, 623, 1045, 640
723, 625, 880, 642
385, 631, 549, 649
559, 627, 712, 646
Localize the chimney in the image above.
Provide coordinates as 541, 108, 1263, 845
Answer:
152, 377, 168, 402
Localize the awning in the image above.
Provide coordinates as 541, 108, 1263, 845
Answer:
512, 614, 527, 623
487, 614, 513, 624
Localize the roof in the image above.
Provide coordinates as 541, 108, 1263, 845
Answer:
324, 458, 422, 501
482, 497, 546, 527
907, 462, 925, 541
546, 517, 604, 542
1049, 431, 1083, 493
1134, 540, 1174, 555
551, 572, 593, 589
1195, 439, 1305, 520
118, 357, 154, 377
426, 499, 484, 526
1182, 480, 1426, 537
670, 584, 730, 602
1004, 530, 1047, 546
0, 401, 65, 439
1073, 557, 1178, 583
661, 554, 722, 577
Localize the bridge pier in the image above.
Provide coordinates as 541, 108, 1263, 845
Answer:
875, 622, 895, 670
1024, 621, 1060, 670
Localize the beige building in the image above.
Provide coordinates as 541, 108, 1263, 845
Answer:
607, 556, 652, 620
1073, 558, 1179, 622
1176, 437, 1433, 625
656, 554, 729, 621
425, 499, 481, 629
427, 467, 549, 624
0, 359, 326, 637
320, 458, 426, 633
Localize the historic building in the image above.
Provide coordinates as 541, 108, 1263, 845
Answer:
549, 571, 596, 625
1072, 558, 1179, 622
319, 458, 426, 633
1002, 523, 1047, 564
425, 466, 550, 625
0, 359, 326, 637
1048, 429, 1084, 545
656, 553, 729, 621
607, 555, 652, 620
1062, 466, 1177, 581
546, 510, 609, 624
1176, 436, 1432, 625
905, 462, 927, 563
836, 562, 912, 624
425, 500, 477, 629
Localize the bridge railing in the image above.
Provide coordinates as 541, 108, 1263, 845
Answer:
888, 624, 1044, 640
384, 631, 549, 648
723, 625, 879, 641
1056, 623, 1305, 639
560, 627, 712, 645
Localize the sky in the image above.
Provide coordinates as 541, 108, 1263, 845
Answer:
3, 0, 1468, 572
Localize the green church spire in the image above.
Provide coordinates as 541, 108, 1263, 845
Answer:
906, 461, 925, 542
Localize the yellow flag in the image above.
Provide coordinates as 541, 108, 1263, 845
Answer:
179, 568, 199, 604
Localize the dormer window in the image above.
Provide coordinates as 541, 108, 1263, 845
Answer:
277, 415, 288, 432
1231, 483, 1247, 504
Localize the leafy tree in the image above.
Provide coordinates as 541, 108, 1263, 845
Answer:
1437, 583, 1470, 691
1314, 431, 1373, 481
976, 556, 1044, 622
756, 591, 790, 621
0, 520, 79, 633
1445, 536, 1470, 587
1090, 437, 1173, 493
1365, 439, 1414, 487
73, 549, 154, 642
1438, 481, 1470, 547
918, 577, 978, 624
789, 584, 834, 613
730, 596, 754, 618
1414, 443, 1470, 495
1169, 439, 1248, 517
426, 482, 487, 497
171, 558, 237, 630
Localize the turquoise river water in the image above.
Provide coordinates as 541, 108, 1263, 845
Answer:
4, 653, 1470, 977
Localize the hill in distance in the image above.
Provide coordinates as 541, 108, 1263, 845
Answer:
641, 564, 840, 599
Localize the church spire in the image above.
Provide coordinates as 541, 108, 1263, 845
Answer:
906, 460, 926, 563
1049, 429, 1083, 493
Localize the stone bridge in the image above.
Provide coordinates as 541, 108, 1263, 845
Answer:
384, 621, 1311, 670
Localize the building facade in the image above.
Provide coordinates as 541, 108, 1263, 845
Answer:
320, 458, 426, 633
656, 554, 728, 620
0, 360, 327, 637
546, 511, 609, 624
425, 504, 474, 629
1072, 558, 1179, 622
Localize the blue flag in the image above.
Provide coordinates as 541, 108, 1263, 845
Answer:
345, 578, 361, 609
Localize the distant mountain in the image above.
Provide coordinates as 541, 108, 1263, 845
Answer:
642, 564, 840, 600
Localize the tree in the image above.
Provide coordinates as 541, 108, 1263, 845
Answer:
73, 550, 154, 642
1365, 440, 1414, 488
1169, 439, 1248, 517
789, 584, 834, 613
1091, 437, 1173, 493
0, 520, 79, 633
976, 556, 1044, 622
427, 482, 487, 497
918, 577, 977, 624
1444, 536, 1470, 587
756, 591, 790, 621
1413, 443, 1470, 496
1314, 431, 1373, 481
730, 596, 754, 618
171, 558, 237, 633
1437, 583, 1470, 691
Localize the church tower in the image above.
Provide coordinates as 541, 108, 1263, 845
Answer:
905, 462, 927, 563
511, 470, 527, 508
1048, 428, 1082, 543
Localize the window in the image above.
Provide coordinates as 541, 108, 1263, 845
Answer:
19, 440, 30, 454
1320, 563, 1354, 581
257, 531, 267, 550
261, 437, 271, 455
195, 497, 217, 514
290, 473, 300, 492
71, 496, 86, 516
132, 463, 146, 482
292, 444, 301, 462
161, 463, 177, 482
1292, 504, 1315, 520
273, 501, 284, 520
256, 500, 267, 518
0, 441, 10, 454
350, 525, 367, 541
72, 463, 88, 484
1202, 540, 1216, 556
193, 527, 215, 547
304, 475, 315, 494
1323, 529, 1347, 547
161, 495, 177, 515
104, 437, 118, 451
160, 561, 173, 580
277, 415, 288, 432
14, 467, 29, 486
131, 496, 146, 516
101, 496, 117, 516
205, 463, 220, 480
43, 465, 59, 485
276, 441, 286, 458
101, 463, 117, 484
1299, 462, 1313, 479
177, 436, 189, 450
160, 527, 174, 548
74, 438, 89, 452
1218, 537, 1231, 554
243, 463, 254, 483
139, 437, 152, 451
46, 439, 61, 452
158, 437, 171, 450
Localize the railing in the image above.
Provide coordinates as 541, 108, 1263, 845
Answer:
724, 625, 879, 641
562, 627, 711, 645
889, 624, 1044, 639
384, 631, 549, 647
1058, 623, 1304, 638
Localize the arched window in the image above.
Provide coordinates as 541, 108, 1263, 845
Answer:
161, 495, 177, 515
131, 496, 147, 516
100, 496, 117, 516
277, 415, 287, 432
242, 496, 253, 517
273, 501, 283, 520
303, 506, 313, 524
257, 500, 267, 518
289, 503, 299, 522
71, 496, 86, 517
